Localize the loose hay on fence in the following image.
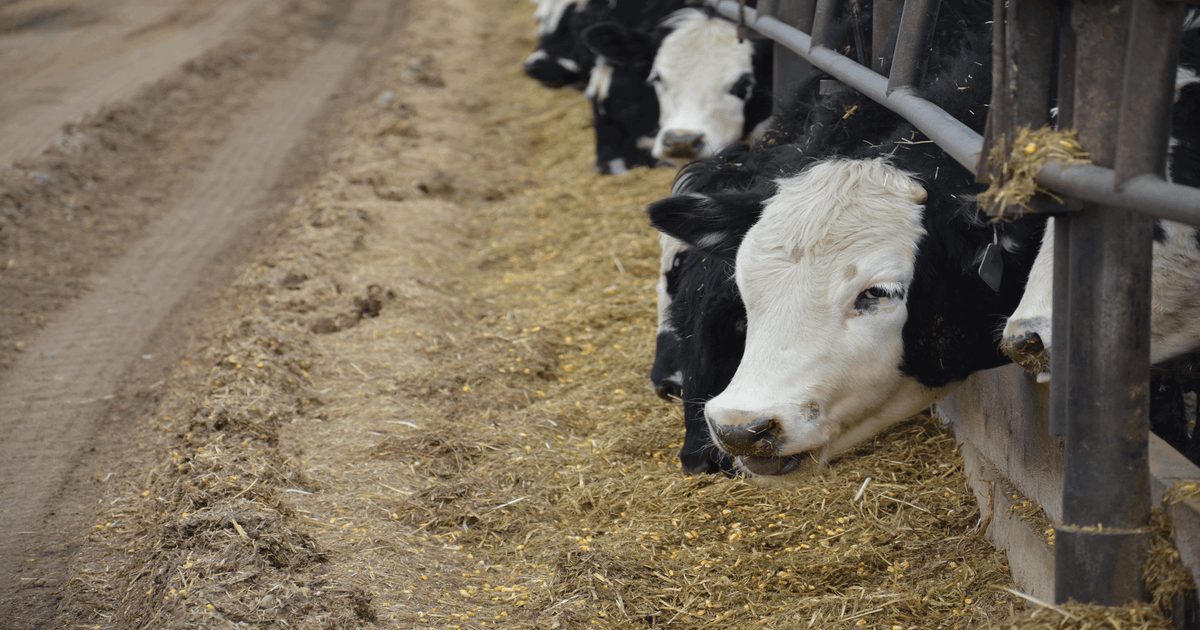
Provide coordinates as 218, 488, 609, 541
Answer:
977, 125, 1090, 219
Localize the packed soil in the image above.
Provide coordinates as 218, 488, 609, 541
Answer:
0, 0, 1192, 628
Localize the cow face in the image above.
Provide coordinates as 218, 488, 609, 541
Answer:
653, 157, 1036, 476
649, 10, 761, 165
525, 0, 592, 89
703, 160, 943, 475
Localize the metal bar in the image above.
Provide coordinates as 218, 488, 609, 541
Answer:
771, 0, 817, 115
1038, 166, 1200, 225
976, 0, 1007, 183
1114, 0, 1185, 187
1048, 4, 1077, 439
809, 0, 840, 50
980, 0, 1059, 216
1049, 213, 1070, 438
1004, 1, 1057, 132
886, 0, 941, 94
706, 0, 1200, 226
1056, 0, 1152, 606
872, 0, 906, 73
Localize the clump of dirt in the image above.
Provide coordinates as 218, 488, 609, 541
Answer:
47, 0, 1199, 629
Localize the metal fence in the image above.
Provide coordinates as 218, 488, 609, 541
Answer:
704, 0, 1200, 609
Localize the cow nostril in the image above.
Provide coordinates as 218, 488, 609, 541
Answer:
744, 415, 776, 438
709, 414, 780, 457
661, 131, 706, 159
1001, 330, 1051, 375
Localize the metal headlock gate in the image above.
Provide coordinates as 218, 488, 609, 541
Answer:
703, 0, 1200, 615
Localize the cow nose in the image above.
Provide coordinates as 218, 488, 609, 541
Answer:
1001, 330, 1051, 377
661, 130, 706, 159
707, 412, 780, 457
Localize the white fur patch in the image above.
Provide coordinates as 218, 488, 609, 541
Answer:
1177, 67, 1200, 102
532, 0, 582, 35
606, 157, 628, 175
557, 57, 581, 73
657, 233, 688, 330
585, 57, 614, 107
1184, 7, 1200, 33
705, 159, 941, 459
650, 9, 756, 163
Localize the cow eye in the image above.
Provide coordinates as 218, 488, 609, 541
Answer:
729, 73, 754, 100
646, 70, 661, 85
854, 285, 904, 312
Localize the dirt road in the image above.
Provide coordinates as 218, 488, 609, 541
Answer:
0, 0, 405, 624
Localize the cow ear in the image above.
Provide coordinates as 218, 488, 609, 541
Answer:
647, 192, 765, 258
582, 22, 656, 65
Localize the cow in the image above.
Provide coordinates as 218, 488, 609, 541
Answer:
1001, 12, 1200, 380
647, 8, 775, 165
649, 2, 866, 404
648, 0, 1032, 476
581, 26, 664, 174
582, 3, 775, 174
524, 0, 592, 89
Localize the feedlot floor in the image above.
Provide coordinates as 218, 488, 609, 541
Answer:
6, 0, 1175, 628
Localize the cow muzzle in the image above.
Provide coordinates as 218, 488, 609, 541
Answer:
659, 130, 706, 160
707, 402, 822, 476
1000, 326, 1051, 379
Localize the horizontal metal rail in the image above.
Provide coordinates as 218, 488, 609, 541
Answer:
709, 0, 1200, 225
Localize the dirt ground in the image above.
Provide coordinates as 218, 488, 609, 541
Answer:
0, 0, 1191, 628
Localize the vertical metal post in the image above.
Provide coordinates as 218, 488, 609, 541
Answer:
809, 0, 841, 50
976, 0, 1007, 183
1055, 0, 1154, 606
978, 0, 1059, 215
771, 0, 817, 115
886, 0, 941, 94
1049, 2, 1077, 439
1114, 0, 1184, 188
872, 0, 905, 73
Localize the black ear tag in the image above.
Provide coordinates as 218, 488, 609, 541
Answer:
978, 229, 1003, 292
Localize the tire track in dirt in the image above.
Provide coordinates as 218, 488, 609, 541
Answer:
0, 0, 266, 167
0, 0, 400, 608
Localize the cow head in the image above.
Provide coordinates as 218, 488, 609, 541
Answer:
1003, 56, 1200, 380
582, 21, 661, 174
524, 0, 592, 89
652, 158, 1041, 476
649, 9, 772, 165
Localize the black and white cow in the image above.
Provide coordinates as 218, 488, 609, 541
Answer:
648, 3, 868, 473
1001, 12, 1200, 380
583, 4, 774, 174
650, 0, 1033, 476
648, 8, 775, 164
524, 0, 592, 89
563, 0, 688, 174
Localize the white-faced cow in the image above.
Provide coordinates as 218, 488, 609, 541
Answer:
569, 0, 689, 174
583, 5, 774, 175
1001, 12, 1200, 381
649, 0, 1035, 476
648, 8, 775, 164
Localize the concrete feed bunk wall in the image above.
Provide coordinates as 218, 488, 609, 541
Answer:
937, 365, 1200, 608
